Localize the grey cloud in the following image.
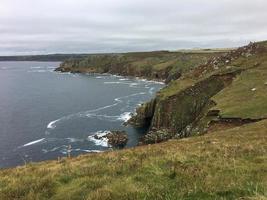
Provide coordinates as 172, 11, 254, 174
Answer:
0, 0, 266, 55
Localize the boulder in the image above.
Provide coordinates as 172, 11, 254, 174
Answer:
105, 131, 128, 148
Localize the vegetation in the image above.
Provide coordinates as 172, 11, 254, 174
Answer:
1, 42, 267, 200
213, 52, 267, 119
129, 41, 267, 142
0, 120, 266, 200
57, 50, 225, 81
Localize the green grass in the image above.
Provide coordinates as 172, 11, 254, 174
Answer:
157, 78, 195, 99
0, 120, 266, 200
212, 53, 267, 119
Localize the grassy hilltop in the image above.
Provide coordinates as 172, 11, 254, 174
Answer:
1, 41, 267, 200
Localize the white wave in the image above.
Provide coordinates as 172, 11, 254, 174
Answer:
80, 149, 102, 153
55, 71, 72, 75
72, 149, 102, 153
118, 112, 132, 122
103, 81, 123, 84
47, 119, 60, 129
30, 66, 42, 69
111, 74, 122, 78
22, 138, 46, 147
45, 92, 146, 131
119, 78, 129, 81
86, 113, 118, 121
42, 145, 68, 154
136, 77, 165, 85
149, 87, 155, 94
87, 131, 110, 147
87, 112, 132, 122
28, 69, 54, 73
66, 138, 84, 143
130, 83, 139, 87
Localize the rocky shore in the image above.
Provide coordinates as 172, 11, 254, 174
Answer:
56, 41, 267, 145
93, 131, 128, 148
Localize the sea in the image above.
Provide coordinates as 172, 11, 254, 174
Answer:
0, 61, 163, 168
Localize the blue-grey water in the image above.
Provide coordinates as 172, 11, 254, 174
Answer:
0, 61, 163, 168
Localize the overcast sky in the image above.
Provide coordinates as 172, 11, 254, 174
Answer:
0, 0, 267, 55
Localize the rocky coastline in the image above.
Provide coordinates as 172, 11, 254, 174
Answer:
56, 41, 267, 145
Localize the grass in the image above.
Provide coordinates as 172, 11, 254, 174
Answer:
0, 120, 266, 200
212, 53, 267, 119
157, 78, 195, 99
1, 42, 267, 200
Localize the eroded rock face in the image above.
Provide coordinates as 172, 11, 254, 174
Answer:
165, 71, 182, 84
128, 98, 157, 128
139, 129, 174, 145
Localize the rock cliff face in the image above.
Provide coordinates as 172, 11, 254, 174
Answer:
56, 41, 267, 144
129, 41, 267, 144
129, 72, 238, 136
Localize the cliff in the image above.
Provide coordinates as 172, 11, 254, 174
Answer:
1, 41, 267, 200
56, 42, 267, 144
56, 50, 227, 82
129, 41, 267, 143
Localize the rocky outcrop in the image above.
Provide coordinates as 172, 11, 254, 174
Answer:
128, 99, 157, 127
94, 131, 128, 148
165, 70, 182, 84
139, 129, 174, 144
192, 42, 266, 77
207, 116, 265, 132
130, 72, 238, 143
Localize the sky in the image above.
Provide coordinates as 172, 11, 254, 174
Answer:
0, 0, 267, 55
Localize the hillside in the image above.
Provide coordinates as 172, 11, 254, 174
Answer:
0, 119, 266, 200
129, 41, 267, 143
56, 50, 229, 82
1, 41, 267, 200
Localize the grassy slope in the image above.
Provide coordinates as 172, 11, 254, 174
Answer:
0, 120, 266, 200
212, 52, 267, 119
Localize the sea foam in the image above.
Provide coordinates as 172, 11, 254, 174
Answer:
22, 138, 46, 147
87, 131, 110, 147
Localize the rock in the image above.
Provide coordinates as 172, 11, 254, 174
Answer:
94, 135, 100, 139
92, 130, 128, 148
165, 71, 182, 84
140, 129, 173, 145
251, 88, 257, 91
105, 131, 128, 148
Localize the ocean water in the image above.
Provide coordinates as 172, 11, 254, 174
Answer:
0, 61, 164, 168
